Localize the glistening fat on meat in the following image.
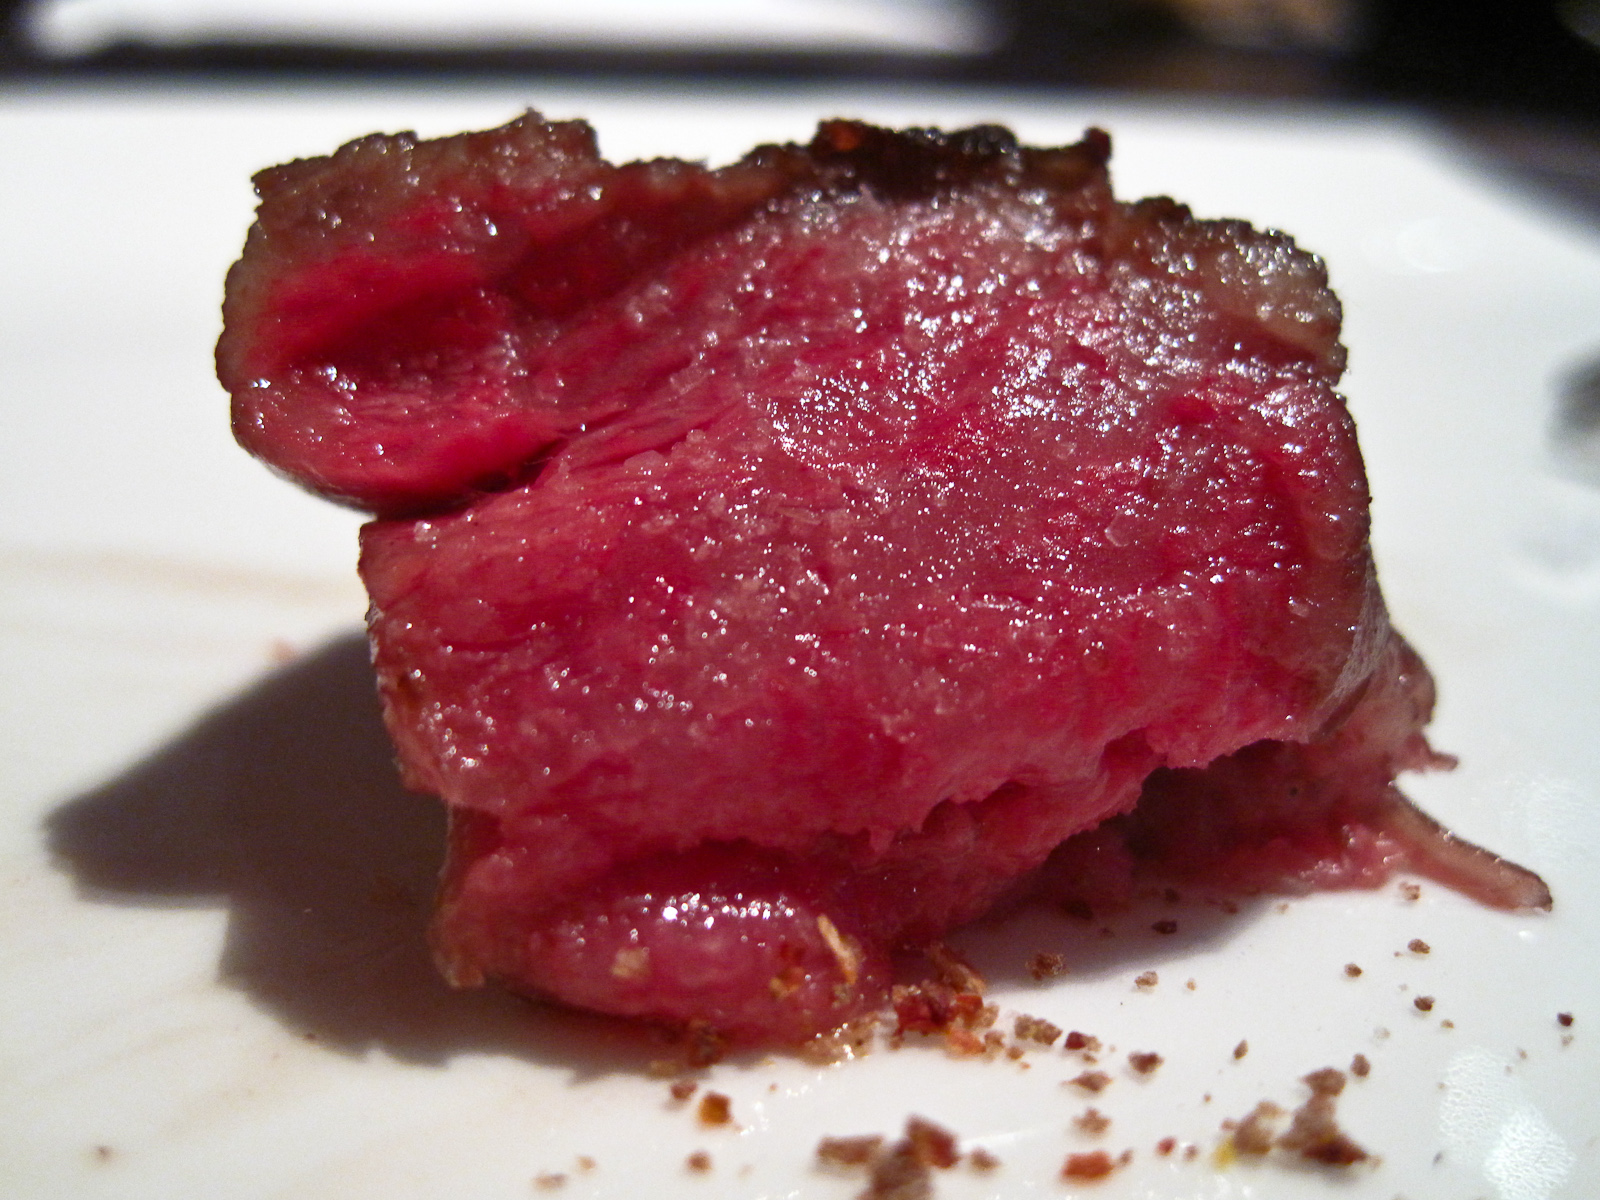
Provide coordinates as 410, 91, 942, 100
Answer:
219, 113, 1550, 1044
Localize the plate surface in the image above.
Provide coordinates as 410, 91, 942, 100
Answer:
2, 84, 1597, 1200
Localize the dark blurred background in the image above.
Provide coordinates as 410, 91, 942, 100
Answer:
2, 0, 1598, 215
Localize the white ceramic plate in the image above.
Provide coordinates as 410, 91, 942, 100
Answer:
2, 84, 1597, 1200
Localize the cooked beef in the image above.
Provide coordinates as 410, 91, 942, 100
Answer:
219, 113, 1549, 1042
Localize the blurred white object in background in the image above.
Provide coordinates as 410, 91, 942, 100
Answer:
23, 0, 995, 57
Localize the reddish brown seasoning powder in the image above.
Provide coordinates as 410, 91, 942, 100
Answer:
1029, 952, 1068, 980
816, 1136, 884, 1167
1129, 1052, 1164, 1075
967, 1147, 1001, 1171
697, 1093, 733, 1125
1074, 1108, 1111, 1135
1014, 1014, 1064, 1046
1061, 1150, 1117, 1180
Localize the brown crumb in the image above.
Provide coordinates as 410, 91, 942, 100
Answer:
1028, 952, 1068, 981
1414, 996, 1436, 1013
817, 1135, 884, 1167
1350, 1053, 1370, 1078
91, 1145, 114, 1163
534, 1173, 567, 1190
1400, 882, 1422, 902
967, 1147, 1001, 1171
851, 1117, 960, 1199
1064, 1031, 1101, 1052
942, 1027, 984, 1057
1231, 1101, 1284, 1155
1074, 1107, 1111, 1135
1128, 1051, 1163, 1075
860, 1140, 929, 1200
576, 1157, 596, 1172
905, 1116, 960, 1169
1441, 1019, 1455, 1030
1061, 1150, 1119, 1180
697, 1093, 733, 1126
801, 1015, 879, 1064
1005, 1045, 1025, 1060
1155, 1137, 1177, 1156
1408, 938, 1431, 955
686, 1151, 712, 1173
891, 980, 989, 1040
1344, 963, 1363, 978
1068, 1070, 1111, 1093
1304, 1068, 1345, 1096
1134, 971, 1158, 990
925, 943, 985, 995
1185, 978, 1197, 990
1184, 1143, 1199, 1160
1233, 1040, 1249, 1060
1013, 1013, 1063, 1046
1152, 919, 1179, 935
1275, 1068, 1370, 1166
669, 1079, 698, 1102
1558, 1012, 1574, 1027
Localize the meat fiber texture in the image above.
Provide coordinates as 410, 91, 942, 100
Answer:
220, 113, 1549, 1043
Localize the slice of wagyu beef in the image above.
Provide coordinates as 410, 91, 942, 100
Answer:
219, 113, 1549, 1044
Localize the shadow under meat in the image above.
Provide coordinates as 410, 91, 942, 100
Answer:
47, 631, 1270, 1070
45, 632, 663, 1074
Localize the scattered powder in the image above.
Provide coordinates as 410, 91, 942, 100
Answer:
1061, 1150, 1121, 1181
1028, 952, 1068, 981
1073, 1107, 1111, 1135
925, 943, 986, 995
697, 1093, 733, 1126
1128, 1051, 1164, 1075
967, 1147, 1001, 1171
817, 1136, 885, 1167
1013, 1014, 1063, 1046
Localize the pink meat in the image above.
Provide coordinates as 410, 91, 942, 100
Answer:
220, 114, 1547, 1043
